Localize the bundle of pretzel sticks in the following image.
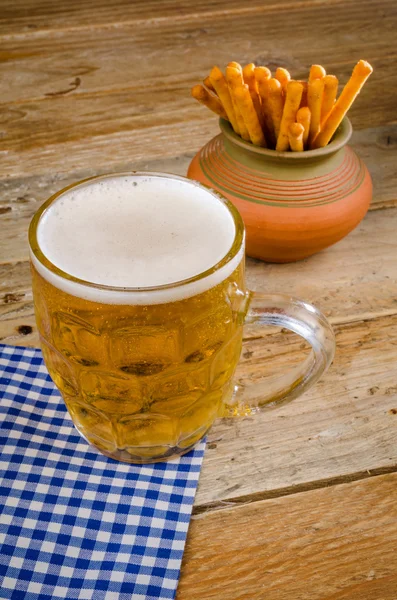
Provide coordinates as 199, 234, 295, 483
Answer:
191, 60, 372, 151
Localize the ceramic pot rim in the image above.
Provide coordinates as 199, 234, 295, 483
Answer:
220, 116, 353, 160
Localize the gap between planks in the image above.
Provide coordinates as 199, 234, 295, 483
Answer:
177, 472, 397, 600
192, 464, 397, 516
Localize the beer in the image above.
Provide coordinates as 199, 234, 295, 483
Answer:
30, 174, 246, 462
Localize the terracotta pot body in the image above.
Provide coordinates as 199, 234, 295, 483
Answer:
187, 118, 372, 262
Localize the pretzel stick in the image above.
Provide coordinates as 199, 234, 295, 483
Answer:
321, 74, 338, 124
204, 76, 217, 95
243, 62, 256, 84
254, 65, 272, 126
191, 85, 228, 119
256, 73, 277, 147
243, 63, 263, 123
228, 61, 242, 71
297, 80, 308, 107
313, 60, 373, 148
309, 64, 326, 82
308, 77, 325, 147
266, 78, 284, 139
288, 122, 305, 152
234, 84, 267, 147
209, 66, 240, 133
226, 65, 251, 141
275, 67, 291, 91
296, 106, 311, 148
255, 67, 276, 148
276, 80, 303, 151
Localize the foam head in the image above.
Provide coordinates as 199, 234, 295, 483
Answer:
31, 174, 244, 304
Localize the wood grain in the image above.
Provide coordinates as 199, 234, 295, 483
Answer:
2, 0, 397, 596
194, 312, 397, 506
0, 0, 361, 36
2, 205, 397, 341
3, 282, 397, 506
327, 577, 397, 600
0, 81, 395, 182
0, 124, 396, 263
1, 1, 395, 111
177, 473, 397, 599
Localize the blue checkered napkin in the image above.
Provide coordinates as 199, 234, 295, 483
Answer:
0, 344, 205, 600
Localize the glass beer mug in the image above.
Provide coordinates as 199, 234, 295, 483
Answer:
29, 173, 335, 463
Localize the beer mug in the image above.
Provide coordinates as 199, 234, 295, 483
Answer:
29, 173, 335, 463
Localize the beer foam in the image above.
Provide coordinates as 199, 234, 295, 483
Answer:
31, 174, 244, 305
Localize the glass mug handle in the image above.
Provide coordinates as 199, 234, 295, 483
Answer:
223, 292, 336, 417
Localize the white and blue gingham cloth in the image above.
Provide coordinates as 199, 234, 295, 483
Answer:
0, 344, 205, 600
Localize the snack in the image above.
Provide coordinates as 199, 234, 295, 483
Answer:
203, 76, 217, 94
234, 85, 267, 147
276, 80, 303, 151
192, 60, 372, 151
313, 60, 373, 149
321, 74, 338, 123
266, 78, 284, 139
296, 106, 311, 148
307, 78, 325, 146
226, 64, 251, 141
256, 72, 277, 147
209, 65, 240, 134
309, 64, 326, 82
191, 85, 228, 119
242, 63, 263, 121
275, 67, 291, 90
288, 122, 305, 152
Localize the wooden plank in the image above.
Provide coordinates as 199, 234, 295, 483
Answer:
0, 65, 395, 178
246, 202, 397, 325
177, 474, 397, 600
0, 151, 196, 263
2, 204, 397, 342
193, 312, 397, 506
1, 123, 395, 265
2, 285, 397, 505
349, 124, 397, 209
1, 0, 395, 110
0, 110, 218, 180
0, 0, 355, 36
327, 577, 397, 600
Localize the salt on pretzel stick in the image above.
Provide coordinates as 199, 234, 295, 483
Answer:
209, 66, 240, 133
234, 84, 267, 147
288, 122, 305, 152
226, 64, 251, 141
276, 80, 303, 151
296, 106, 311, 148
191, 84, 228, 119
204, 76, 217, 95
309, 64, 326, 82
243, 63, 263, 124
255, 68, 276, 146
266, 78, 284, 139
320, 74, 338, 124
308, 77, 325, 147
275, 67, 291, 91
313, 60, 373, 149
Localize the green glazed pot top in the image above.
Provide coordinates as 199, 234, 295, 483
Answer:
219, 116, 353, 163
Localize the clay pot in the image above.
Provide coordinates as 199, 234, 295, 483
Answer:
187, 117, 372, 262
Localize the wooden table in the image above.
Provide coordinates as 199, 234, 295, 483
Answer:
1, 1, 397, 598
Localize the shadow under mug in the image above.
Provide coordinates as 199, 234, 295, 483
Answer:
29, 172, 336, 463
